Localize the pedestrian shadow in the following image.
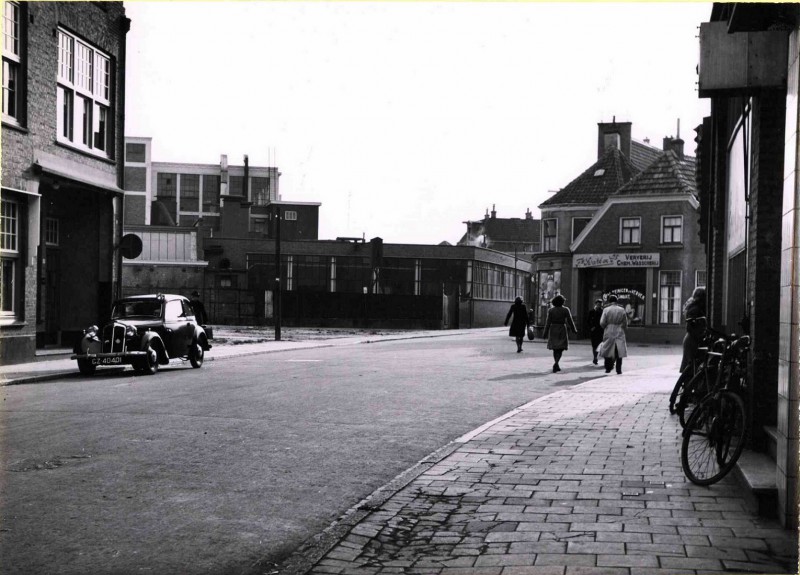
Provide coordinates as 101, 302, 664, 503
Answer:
490, 365, 605, 386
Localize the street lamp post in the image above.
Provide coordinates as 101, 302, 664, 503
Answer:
274, 205, 282, 341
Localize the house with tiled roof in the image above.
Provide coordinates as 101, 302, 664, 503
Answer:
457, 206, 540, 257
532, 121, 705, 344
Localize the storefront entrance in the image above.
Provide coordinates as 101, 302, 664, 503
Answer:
585, 268, 647, 326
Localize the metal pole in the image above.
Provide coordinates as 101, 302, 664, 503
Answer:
275, 205, 282, 341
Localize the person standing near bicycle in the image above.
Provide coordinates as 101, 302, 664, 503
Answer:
597, 294, 628, 374
680, 287, 706, 373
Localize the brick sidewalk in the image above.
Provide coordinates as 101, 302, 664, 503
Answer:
285, 368, 798, 575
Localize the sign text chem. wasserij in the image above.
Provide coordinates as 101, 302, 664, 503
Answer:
573, 253, 660, 268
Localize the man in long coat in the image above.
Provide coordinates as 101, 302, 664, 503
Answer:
586, 298, 604, 365
597, 294, 628, 374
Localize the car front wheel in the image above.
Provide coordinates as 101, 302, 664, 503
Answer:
140, 344, 159, 375
189, 341, 204, 368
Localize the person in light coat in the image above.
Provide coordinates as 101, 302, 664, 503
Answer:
597, 294, 628, 374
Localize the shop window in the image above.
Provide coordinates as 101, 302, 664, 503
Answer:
662, 215, 683, 244
620, 217, 641, 245
543, 219, 557, 252
659, 271, 682, 324
1, 199, 19, 319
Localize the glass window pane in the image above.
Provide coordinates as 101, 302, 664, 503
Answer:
1, 258, 14, 313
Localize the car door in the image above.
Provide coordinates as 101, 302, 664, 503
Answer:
163, 299, 193, 357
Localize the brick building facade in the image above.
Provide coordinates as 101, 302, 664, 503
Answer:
532, 121, 704, 343
1, 2, 129, 363
697, 2, 799, 528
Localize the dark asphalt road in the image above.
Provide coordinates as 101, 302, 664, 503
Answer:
0, 331, 679, 575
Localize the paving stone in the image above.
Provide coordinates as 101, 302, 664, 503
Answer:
597, 554, 659, 568
533, 553, 596, 567
566, 541, 625, 554
659, 556, 725, 570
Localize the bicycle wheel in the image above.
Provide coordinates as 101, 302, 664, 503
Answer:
670, 367, 693, 414
681, 391, 747, 486
677, 369, 711, 428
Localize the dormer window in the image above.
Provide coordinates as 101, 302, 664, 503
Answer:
594, 169, 605, 177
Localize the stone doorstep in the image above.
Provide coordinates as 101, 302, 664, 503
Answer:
733, 449, 779, 520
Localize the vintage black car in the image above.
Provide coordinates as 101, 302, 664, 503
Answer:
71, 294, 212, 375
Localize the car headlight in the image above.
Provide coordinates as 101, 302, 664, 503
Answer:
125, 325, 137, 338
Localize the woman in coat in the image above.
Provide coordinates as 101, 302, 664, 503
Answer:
504, 296, 530, 353
597, 294, 628, 374
542, 294, 577, 372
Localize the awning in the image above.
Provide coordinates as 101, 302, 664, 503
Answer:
32, 150, 124, 196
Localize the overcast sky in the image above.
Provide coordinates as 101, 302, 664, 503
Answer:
124, 1, 712, 245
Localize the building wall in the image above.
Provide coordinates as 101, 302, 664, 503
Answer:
777, 26, 800, 530
1, 2, 128, 363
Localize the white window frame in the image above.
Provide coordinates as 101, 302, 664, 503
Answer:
659, 270, 682, 325
695, 270, 707, 289
571, 217, 592, 242
45, 217, 59, 246
56, 28, 112, 157
2, 1, 21, 124
661, 215, 683, 244
1, 199, 20, 318
284, 210, 298, 221
542, 218, 557, 252
620, 217, 641, 245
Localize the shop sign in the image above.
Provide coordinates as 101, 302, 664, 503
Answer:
573, 253, 660, 268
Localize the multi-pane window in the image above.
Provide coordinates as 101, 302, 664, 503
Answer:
284, 210, 297, 221
542, 219, 557, 252
696, 270, 707, 288
1, 200, 19, 317
2, 2, 21, 122
659, 271, 682, 324
620, 218, 641, 245
45, 218, 59, 246
662, 215, 683, 244
56, 28, 112, 156
203, 175, 220, 212
251, 177, 269, 205
572, 218, 591, 242
157, 173, 177, 197
229, 175, 244, 196
180, 174, 199, 211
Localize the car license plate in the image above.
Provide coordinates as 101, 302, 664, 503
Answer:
92, 357, 122, 365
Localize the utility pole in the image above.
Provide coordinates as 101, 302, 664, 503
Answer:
274, 205, 282, 341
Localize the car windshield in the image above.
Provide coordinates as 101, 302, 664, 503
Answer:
112, 300, 162, 319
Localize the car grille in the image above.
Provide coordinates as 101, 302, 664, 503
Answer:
102, 324, 127, 353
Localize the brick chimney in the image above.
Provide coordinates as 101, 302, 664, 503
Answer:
662, 136, 685, 159
597, 118, 632, 160
491, 204, 496, 219
525, 208, 533, 220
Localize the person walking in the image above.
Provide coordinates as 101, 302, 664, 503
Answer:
586, 298, 604, 365
597, 294, 628, 374
542, 294, 577, 372
189, 290, 208, 325
680, 287, 707, 373
504, 296, 530, 353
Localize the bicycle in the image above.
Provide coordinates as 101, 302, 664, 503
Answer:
680, 333, 751, 486
669, 323, 730, 427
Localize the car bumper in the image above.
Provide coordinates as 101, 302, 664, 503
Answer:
71, 352, 148, 366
